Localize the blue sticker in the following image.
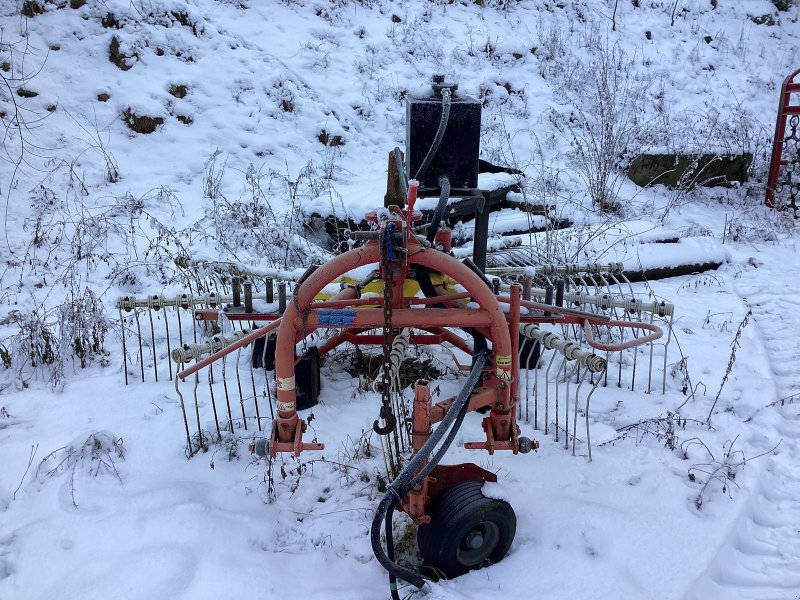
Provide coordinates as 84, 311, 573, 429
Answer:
318, 309, 357, 326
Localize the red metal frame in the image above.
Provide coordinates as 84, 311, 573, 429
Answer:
176, 201, 664, 526
766, 68, 800, 208
270, 215, 517, 457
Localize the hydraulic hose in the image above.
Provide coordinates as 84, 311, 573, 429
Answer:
371, 351, 488, 591
426, 175, 451, 244
413, 87, 452, 181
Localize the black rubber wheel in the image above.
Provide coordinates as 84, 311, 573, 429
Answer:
519, 334, 541, 370
417, 480, 516, 579
251, 333, 276, 370
295, 346, 321, 411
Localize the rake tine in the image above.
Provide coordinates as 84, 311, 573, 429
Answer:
619, 267, 635, 296
174, 378, 193, 458
572, 368, 589, 455
662, 313, 674, 394
616, 327, 623, 388
608, 270, 626, 302
134, 309, 145, 382
147, 308, 159, 383
265, 370, 275, 421
630, 314, 640, 392
647, 310, 656, 394
193, 362, 203, 453
533, 352, 539, 430
208, 364, 222, 441
164, 303, 173, 381
250, 355, 262, 432
576, 274, 589, 295
176, 304, 184, 347
221, 355, 234, 433
521, 342, 530, 422
597, 272, 610, 300
555, 357, 567, 442
192, 303, 198, 344
119, 307, 129, 386
585, 370, 605, 462
564, 360, 571, 449
235, 347, 248, 432
544, 349, 558, 435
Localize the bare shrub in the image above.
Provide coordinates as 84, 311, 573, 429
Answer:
196, 156, 332, 270
36, 431, 125, 508
601, 412, 711, 450
6, 307, 59, 388
548, 41, 654, 212
682, 436, 776, 510
57, 285, 111, 370
706, 309, 751, 423
2, 285, 111, 389
1, 30, 53, 251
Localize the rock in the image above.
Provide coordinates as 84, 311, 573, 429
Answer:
627, 153, 752, 189
770, 0, 793, 11
20, 1, 45, 17
122, 109, 164, 134
109, 36, 134, 71
318, 130, 345, 147
168, 84, 188, 98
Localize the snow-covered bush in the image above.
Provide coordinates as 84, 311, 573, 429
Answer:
196, 155, 332, 270
549, 40, 654, 212
1, 286, 110, 390
36, 431, 125, 508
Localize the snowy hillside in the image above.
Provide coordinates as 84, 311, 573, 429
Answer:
2, 0, 800, 599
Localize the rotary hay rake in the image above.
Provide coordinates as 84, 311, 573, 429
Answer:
115, 261, 674, 456
114, 76, 677, 595
114, 200, 673, 591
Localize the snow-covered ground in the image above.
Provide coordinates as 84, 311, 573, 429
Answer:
2, 0, 800, 599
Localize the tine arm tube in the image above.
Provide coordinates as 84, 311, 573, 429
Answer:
176, 318, 282, 380
582, 319, 663, 352
520, 324, 607, 373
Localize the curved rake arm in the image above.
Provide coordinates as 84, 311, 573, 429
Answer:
582, 319, 663, 352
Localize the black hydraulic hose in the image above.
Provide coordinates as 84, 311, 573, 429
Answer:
385, 509, 402, 600
371, 351, 488, 591
413, 87, 452, 182
426, 175, 450, 245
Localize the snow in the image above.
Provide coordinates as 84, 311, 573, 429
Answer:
2, 0, 800, 599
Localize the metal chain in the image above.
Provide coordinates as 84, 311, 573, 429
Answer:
374, 222, 397, 435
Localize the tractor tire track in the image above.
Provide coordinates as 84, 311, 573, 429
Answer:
687, 260, 800, 600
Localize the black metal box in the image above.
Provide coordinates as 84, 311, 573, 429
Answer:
406, 84, 481, 194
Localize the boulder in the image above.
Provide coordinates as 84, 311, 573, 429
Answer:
627, 153, 752, 189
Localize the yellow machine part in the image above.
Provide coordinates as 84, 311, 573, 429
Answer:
314, 272, 455, 301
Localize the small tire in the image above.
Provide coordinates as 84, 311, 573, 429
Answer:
295, 347, 321, 411
519, 334, 541, 370
251, 333, 276, 370
417, 480, 516, 579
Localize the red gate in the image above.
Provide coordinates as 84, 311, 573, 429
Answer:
766, 68, 800, 210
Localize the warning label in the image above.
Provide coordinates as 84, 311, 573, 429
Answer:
496, 368, 513, 381
495, 355, 512, 367
277, 375, 296, 391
